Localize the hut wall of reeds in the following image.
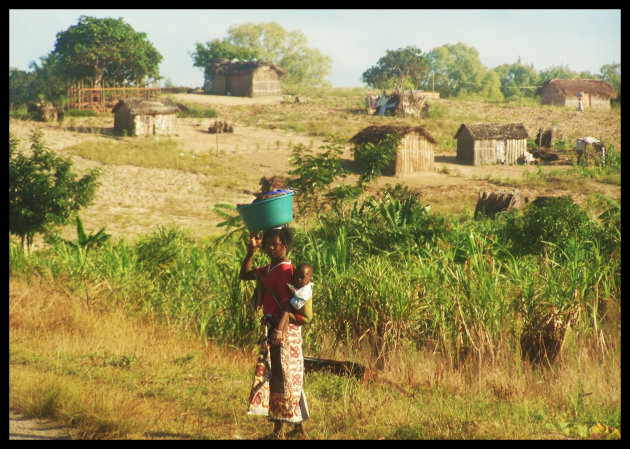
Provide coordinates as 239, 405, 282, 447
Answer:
349, 125, 437, 175
206, 59, 285, 97
538, 79, 617, 110
455, 123, 529, 166
112, 98, 179, 136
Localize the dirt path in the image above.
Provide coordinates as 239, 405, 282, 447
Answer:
9, 408, 73, 440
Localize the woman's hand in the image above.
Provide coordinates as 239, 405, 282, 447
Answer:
248, 231, 262, 252
270, 327, 283, 347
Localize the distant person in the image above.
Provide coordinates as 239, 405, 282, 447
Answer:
239, 227, 309, 439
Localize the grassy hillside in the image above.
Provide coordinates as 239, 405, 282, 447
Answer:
9, 88, 621, 439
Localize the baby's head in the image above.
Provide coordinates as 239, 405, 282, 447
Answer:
292, 263, 313, 289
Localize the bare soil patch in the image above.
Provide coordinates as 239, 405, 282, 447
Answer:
9, 408, 73, 440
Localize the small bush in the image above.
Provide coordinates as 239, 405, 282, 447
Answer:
352, 133, 401, 185
499, 196, 596, 255
177, 104, 218, 118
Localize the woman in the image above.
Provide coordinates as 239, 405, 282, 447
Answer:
239, 227, 309, 439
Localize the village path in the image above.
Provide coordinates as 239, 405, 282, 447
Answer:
9, 408, 74, 440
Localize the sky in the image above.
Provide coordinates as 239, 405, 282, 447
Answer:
9, 9, 621, 88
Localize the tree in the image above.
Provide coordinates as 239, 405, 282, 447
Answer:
51, 15, 162, 87
426, 43, 488, 98
191, 38, 259, 82
537, 64, 578, 84
9, 130, 100, 253
478, 70, 504, 101
361, 46, 429, 91
223, 22, 332, 87
494, 60, 539, 99
599, 63, 621, 102
9, 68, 38, 108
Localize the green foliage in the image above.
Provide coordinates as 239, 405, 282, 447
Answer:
317, 183, 450, 258
599, 63, 621, 103
498, 196, 597, 256
9, 68, 38, 107
493, 60, 539, 99
176, 103, 218, 118
191, 38, 259, 82
352, 132, 401, 185
222, 21, 332, 87
66, 217, 111, 250
63, 108, 100, 117
9, 130, 100, 252
361, 46, 429, 90
51, 15, 162, 86
8, 106, 37, 121
426, 43, 488, 98
286, 141, 348, 217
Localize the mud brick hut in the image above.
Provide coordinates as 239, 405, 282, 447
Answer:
537, 79, 617, 110
204, 59, 286, 97
455, 123, 529, 166
349, 125, 437, 175
112, 98, 179, 136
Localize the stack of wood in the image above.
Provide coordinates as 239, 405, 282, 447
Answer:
27, 102, 59, 122
474, 190, 526, 218
303, 356, 366, 379
208, 120, 234, 134
528, 148, 561, 162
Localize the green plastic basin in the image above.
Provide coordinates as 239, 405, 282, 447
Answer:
236, 192, 295, 232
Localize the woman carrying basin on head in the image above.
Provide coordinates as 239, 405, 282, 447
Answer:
239, 226, 309, 439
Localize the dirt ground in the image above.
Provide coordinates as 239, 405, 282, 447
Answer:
9, 408, 73, 440
9, 93, 620, 247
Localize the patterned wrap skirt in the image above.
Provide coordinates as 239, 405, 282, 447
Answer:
247, 316, 309, 423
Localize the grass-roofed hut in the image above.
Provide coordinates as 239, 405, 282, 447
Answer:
455, 123, 529, 166
349, 125, 437, 175
112, 98, 179, 136
537, 79, 617, 110
205, 59, 286, 97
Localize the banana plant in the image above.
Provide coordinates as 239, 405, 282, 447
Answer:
64, 216, 110, 250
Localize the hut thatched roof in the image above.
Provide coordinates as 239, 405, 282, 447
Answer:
112, 98, 179, 115
454, 123, 529, 140
537, 79, 617, 99
349, 125, 438, 146
210, 59, 286, 77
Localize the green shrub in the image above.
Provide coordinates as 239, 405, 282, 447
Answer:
177, 104, 218, 118
499, 196, 596, 255
352, 133, 401, 185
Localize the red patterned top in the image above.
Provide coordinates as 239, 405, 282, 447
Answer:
255, 261, 293, 318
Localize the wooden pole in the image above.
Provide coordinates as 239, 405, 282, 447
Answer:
215, 119, 219, 156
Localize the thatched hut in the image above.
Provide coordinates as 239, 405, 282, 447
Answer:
349, 125, 437, 175
112, 98, 179, 136
537, 79, 617, 110
455, 123, 529, 166
205, 59, 286, 97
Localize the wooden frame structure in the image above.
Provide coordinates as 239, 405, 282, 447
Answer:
67, 80, 161, 112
